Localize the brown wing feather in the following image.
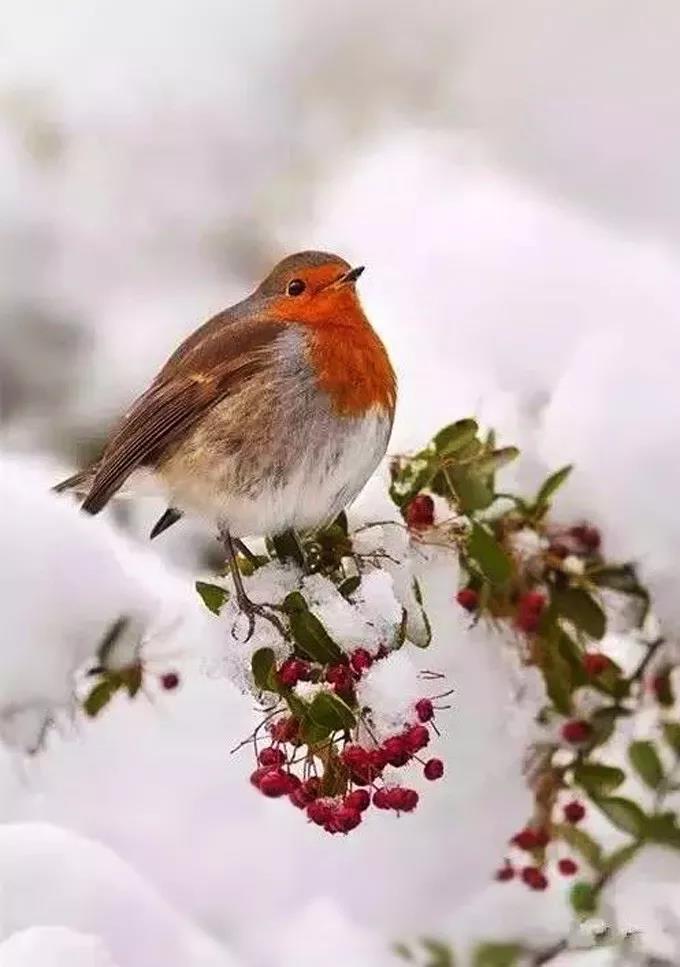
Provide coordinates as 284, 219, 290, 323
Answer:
82, 317, 284, 515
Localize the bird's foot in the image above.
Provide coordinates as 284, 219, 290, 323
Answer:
232, 591, 287, 643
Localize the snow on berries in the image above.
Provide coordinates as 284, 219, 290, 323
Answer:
227, 559, 448, 836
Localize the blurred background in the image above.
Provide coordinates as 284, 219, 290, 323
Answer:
3, 2, 680, 964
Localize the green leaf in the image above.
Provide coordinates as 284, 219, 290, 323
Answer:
448, 469, 495, 513
410, 577, 432, 647
645, 812, 680, 848
308, 691, 356, 732
663, 722, 680, 755
83, 679, 117, 717
420, 938, 455, 967
433, 419, 478, 456
251, 648, 277, 692
271, 530, 305, 567
472, 447, 520, 477
534, 465, 573, 509
552, 587, 606, 640
570, 881, 597, 916
120, 664, 142, 698
541, 631, 574, 715
338, 576, 361, 599
591, 796, 647, 837
628, 740, 664, 790
601, 841, 641, 875
97, 616, 131, 666
555, 823, 603, 870
195, 581, 228, 615
573, 762, 626, 796
467, 523, 513, 585
472, 942, 521, 967
282, 592, 344, 661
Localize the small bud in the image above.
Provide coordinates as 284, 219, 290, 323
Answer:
160, 671, 180, 691
495, 863, 515, 882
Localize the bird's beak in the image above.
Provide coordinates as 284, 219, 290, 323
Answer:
337, 265, 365, 286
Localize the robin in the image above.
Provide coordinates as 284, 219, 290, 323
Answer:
55, 251, 397, 636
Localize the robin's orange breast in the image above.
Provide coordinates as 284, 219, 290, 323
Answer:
155, 326, 394, 536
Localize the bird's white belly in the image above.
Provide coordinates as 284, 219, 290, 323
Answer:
162, 407, 392, 537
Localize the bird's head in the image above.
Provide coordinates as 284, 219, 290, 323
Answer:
255, 251, 366, 329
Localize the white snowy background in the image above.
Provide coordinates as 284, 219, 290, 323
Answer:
2, 1, 680, 964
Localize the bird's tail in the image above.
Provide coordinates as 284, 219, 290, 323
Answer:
52, 466, 97, 499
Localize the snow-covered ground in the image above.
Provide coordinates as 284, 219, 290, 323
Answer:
3, 1, 680, 964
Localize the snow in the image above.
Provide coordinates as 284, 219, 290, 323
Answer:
0, 824, 238, 967
3, 1, 680, 963
0, 927, 119, 967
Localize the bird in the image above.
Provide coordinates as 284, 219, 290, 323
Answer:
55, 250, 397, 636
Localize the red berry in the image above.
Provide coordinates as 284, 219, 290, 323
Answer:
521, 866, 548, 891
307, 800, 334, 826
521, 591, 546, 613
258, 746, 286, 767
456, 587, 479, 612
405, 494, 434, 530
345, 789, 371, 813
515, 592, 546, 633
372, 788, 390, 809
330, 805, 362, 833
424, 758, 444, 781
289, 788, 309, 808
561, 719, 592, 744
558, 858, 578, 876
258, 770, 290, 798
404, 724, 430, 754
302, 777, 321, 800
249, 767, 273, 789
160, 671, 180, 691
511, 828, 539, 851
583, 653, 610, 677
350, 649, 373, 674
341, 744, 370, 770
495, 864, 515, 882
269, 716, 300, 743
415, 698, 434, 723
326, 664, 354, 694
570, 524, 601, 552
386, 786, 419, 812
382, 735, 411, 767
563, 800, 586, 824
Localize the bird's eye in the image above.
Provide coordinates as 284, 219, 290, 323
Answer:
287, 278, 306, 297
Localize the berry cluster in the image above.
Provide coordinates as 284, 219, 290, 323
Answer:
496, 800, 586, 891
247, 661, 445, 835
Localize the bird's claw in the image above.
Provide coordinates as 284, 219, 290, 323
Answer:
232, 596, 287, 642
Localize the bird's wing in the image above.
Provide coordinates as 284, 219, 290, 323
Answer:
82, 317, 284, 514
